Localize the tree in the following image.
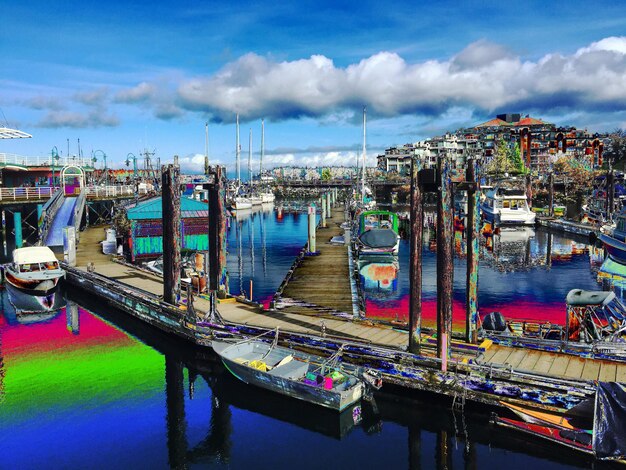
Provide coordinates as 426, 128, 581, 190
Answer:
510, 142, 526, 174
485, 138, 515, 176
605, 129, 626, 169
321, 168, 331, 181
553, 155, 597, 204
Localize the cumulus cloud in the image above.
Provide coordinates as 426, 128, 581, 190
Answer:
114, 82, 156, 103
169, 36, 626, 122
23, 96, 64, 111
74, 87, 109, 106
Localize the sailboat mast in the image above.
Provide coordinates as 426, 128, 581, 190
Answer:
362, 106, 367, 203
204, 121, 209, 175
236, 114, 240, 185
260, 119, 265, 178
248, 128, 252, 183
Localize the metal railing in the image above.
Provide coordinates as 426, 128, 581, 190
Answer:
0, 152, 94, 168
0, 186, 59, 201
84, 185, 149, 198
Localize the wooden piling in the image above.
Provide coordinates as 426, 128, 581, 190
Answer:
465, 158, 479, 344
307, 204, 316, 253
525, 173, 532, 208
548, 172, 554, 218
13, 211, 22, 248
208, 166, 228, 297
321, 195, 327, 228
608, 168, 615, 221
162, 164, 181, 305
409, 157, 423, 353
436, 156, 453, 370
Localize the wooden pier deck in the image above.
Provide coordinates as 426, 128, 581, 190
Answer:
72, 226, 626, 384
275, 205, 356, 316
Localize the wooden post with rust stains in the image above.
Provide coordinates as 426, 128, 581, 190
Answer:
208, 165, 228, 315
548, 172, 554, 218
437, 156, 453, 370
409, 156, 423, 353
465, 158, 479, 344
162, 164, 181, 305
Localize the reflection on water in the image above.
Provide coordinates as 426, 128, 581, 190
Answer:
0, 207, 613, 467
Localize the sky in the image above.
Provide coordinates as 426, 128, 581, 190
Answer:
2, 0, 626, 175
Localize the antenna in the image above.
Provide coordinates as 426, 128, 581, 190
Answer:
205, 121, 210, 176
236, 114, 240, 185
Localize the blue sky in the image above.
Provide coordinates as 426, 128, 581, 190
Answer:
2, 0, 626, 174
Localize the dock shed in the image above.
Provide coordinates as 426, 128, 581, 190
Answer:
126, 197, 208, 260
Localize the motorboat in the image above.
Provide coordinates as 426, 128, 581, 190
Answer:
354, 210, 400, 255
481, 289, 626, 362
261, 190, 276, 203
213, 337, 369, 412
3, 246, 65, 296
480, 182, 536, 225
599, 206, 626, 264
232, 196, 252, 210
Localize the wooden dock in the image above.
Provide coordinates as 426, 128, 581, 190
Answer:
274, 205, 356, 316
72, 226, 626, 382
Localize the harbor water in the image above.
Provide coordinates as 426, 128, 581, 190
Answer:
0, 205, 616, 469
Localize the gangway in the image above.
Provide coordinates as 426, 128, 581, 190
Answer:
43, 192, 86, 248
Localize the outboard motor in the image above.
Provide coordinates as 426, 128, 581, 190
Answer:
482, 311, 507, 332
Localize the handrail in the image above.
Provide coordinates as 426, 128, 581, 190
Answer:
0, 152, 94, 168
73, 189, 87, 243
0, 186, 58, 202
38, 188, 64, 246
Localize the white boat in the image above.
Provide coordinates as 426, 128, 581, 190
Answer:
233, 196, 252, 210
480, 183, 536, 225
212, 338, 367, 411
261, 191, 275, 203
3, 247, 65, 296
248, 195, 263, 206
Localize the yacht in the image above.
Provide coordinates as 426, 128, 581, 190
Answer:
480, 182, 536, 226
599, 207, 626, 264
4, 246, 65, 296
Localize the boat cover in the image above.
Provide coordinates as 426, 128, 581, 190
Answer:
593, 382, 626, 460
358, 229, 397, 249
566, 289, 615, 306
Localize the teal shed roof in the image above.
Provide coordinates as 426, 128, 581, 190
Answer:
126, 197, 209, 220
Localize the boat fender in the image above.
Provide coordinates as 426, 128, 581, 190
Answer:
482, 312, 507, 332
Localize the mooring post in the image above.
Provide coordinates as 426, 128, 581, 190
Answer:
307, 204, 316, 253
465, 158, 480, 344
437, 156, 453, 371
326, 190, 331, 217
548, 172, 554, 218
162, 164, 181, 305
608, 168, 615, 221
525, 173, 532, 208
208, 166, 228, 318
321, 195, 327, 228
409, 157, 423, 353
546, 232, 553, 268
13, 211, 22, 248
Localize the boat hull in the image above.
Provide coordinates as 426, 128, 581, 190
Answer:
481, 204, 536, 225
4, 269, 62, 296
599, 233, 626, 264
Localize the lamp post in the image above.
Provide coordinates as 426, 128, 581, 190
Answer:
93, 150, 107, 185
51, 146, 60, 188
126, 153, 138, 181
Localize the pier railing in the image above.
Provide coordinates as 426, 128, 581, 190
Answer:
0, 152, 94, 168
84, 185, 149, 198
0, 186, 59, 201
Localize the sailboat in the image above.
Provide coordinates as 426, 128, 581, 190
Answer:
231, 114, 252, 210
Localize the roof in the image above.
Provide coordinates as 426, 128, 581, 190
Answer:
13, 246, 57, 264
126, 196, 209, 220
514, 117, 546, 126
475, 118, 513, 128
0, 127, 32, 139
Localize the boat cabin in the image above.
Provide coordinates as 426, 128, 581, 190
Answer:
12, 247, 61, 274
358, 211, 399, 233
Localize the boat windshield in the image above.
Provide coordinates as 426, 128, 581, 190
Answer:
19, 261, 59, 272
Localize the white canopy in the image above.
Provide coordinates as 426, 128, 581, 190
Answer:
13, 246, 58, 265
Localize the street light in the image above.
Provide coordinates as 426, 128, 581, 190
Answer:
126, 153, 138, 181
51, 146, 60, 188
93, 150, 107, 185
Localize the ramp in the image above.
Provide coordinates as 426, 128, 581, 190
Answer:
45, 197, 78, 247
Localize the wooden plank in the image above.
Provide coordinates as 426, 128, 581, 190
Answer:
599, 362, 617, 383
616, 365, 626, 384
481, 346, 503, 362
487, 348, 513, 366
547, 355, 570, 378
581, 360, 601, 381
505, 349, 528, 369
563, 357, 586, 380
517, 351, 542, 371
532, 352, 556, 374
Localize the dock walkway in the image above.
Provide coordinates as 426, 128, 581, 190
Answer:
72, 225, 626, 384
275, 205, 355, 316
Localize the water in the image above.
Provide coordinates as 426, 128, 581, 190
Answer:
0, 206, 618, 468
